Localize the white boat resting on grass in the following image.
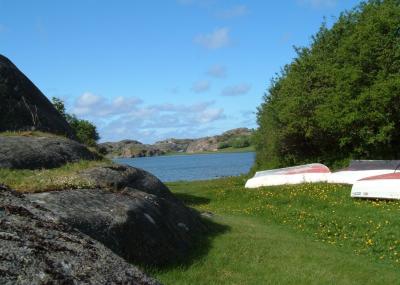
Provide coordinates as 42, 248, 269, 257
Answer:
327, 160, 400, 184
245, 163, 331, 189
351, 172, 400, 199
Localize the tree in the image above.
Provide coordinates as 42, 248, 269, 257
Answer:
51, 97, 100, 147
254, 0, 400, 171
51, 97, 66, 118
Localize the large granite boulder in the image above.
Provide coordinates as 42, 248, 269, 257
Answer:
28, 165, 205, 266
0, 135, 99, 169
0, 185, 160, 285
78, 164, 170, 198
0, 54, 75, 138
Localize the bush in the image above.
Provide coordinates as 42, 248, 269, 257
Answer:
231, 136, 251, 148
254, 0, 400, 171
52, 97, 100, 147
218, 141, 230, 149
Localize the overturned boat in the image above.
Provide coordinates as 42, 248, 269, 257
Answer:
351, 172, 400, 200
245, 163, 331, 188
328, 160, 400, 184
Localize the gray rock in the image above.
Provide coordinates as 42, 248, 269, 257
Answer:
0, 54, 75, 138
99, 128, 253, 158
28, 187, 205, 266
78, 165, 171, 198
0, 136, 99, 169
186, 137, 219, 153
153, 138, 194, 153
186, 128, 253, 153
0, 185, 161, 285
98, 140, 166, 158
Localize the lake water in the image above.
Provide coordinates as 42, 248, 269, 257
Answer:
114, 152, 255, 182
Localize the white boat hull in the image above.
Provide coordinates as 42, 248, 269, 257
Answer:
245, 160, 400, 190
245, 173, 331, 188
327, 170, 395, 184
351, 174, 400, 199
245, 163, 330, 189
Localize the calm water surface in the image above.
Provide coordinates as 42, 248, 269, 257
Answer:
114, 152, 255, 182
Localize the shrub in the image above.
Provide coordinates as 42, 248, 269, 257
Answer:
231, 136, 251, 148
218, 141, 231, 149
52, 97, 100, 147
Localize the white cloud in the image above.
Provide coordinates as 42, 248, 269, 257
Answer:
191, 80, 210, 93
218, 5, 248, 19
196, 108, 225, 123
194, 27, 230, 49
76, 92, 102, 107
73, 92, 142, 117
297, 0, 337, 8
221, 84, 251, 96
206, 65, 226, 78
71, 94, 226, 143
100, 102, 225, 142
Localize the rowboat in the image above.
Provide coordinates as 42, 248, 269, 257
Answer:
328, 160, 400, 184
351, 172, 400, 199
245, 163, 331, 188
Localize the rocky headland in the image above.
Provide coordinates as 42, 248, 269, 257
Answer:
99, 127, 253, 158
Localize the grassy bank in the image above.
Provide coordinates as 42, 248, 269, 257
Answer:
149, 177, 400, 284
0, 160, 112, 193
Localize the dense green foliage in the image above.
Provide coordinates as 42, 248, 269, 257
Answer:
217, 135, 252, 149
67, 114, 100, 147
52, 97, 100, 146
149, 177, 400, 284
255, 0, 400, 170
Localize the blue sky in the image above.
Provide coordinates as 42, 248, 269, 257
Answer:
0, 0, 360, 143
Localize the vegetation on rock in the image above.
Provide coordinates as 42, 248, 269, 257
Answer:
0, 160, 112, 192
217, 135, 252, 150
254, 0, 400, 170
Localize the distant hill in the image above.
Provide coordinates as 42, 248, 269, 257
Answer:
99, 128, 254, 158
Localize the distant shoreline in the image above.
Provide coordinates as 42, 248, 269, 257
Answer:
163, 146, 255, 156
110, 146, 255, 159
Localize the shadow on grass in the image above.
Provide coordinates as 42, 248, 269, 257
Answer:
144, 193, 230, 272
174, 192, 211, 206
146, 217, 230, 273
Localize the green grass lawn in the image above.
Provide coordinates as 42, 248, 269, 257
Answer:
148, 177, 400, 284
